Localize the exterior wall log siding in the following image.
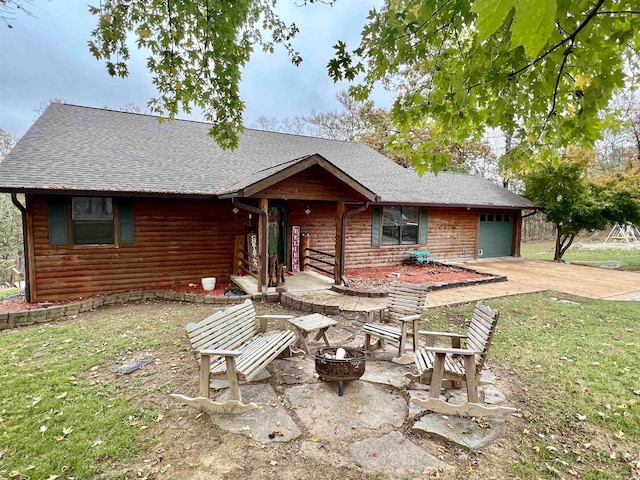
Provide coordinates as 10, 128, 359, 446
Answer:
28, 195, 255, 302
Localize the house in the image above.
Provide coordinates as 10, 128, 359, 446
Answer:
0, 104, 535, 302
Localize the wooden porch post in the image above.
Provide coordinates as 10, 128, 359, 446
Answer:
513, 212, 523, 257
259, 198, 269, 296
300, 234, 310, 271
334, 200, 345, 285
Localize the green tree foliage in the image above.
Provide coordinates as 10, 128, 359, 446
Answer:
329, 0, 640, 172
0, 129, 23, 285
88, 0, 305, 150
524, 147, 640, 260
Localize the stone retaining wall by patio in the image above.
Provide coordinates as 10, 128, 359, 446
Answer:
0, 290, 272, 331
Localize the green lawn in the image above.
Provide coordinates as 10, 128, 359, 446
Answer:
0, 287, 21, 301
424, 293, 639, 479
521, 239, 640, 271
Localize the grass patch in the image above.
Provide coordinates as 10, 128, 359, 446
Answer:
0, 301, 207, 479
521, 239, 640, 271
423, 293, 639, 479
0, 288, 21, 301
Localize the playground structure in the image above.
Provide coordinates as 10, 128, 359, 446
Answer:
604, 223, 640, 245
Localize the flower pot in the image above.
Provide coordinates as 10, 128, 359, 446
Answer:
201, 277, 216, 291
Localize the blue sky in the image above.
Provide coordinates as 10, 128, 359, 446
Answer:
0, 1, 387, 139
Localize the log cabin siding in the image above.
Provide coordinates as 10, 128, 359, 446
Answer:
287, 201, 337, 273
28, 195, 252, 301
255, 165, 368, 201
343, 207, 479, 267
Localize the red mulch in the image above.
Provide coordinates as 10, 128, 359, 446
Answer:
344, 264, 487, 291
0, 280, 238, 314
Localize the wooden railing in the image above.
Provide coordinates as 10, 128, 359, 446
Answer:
234, 236, 260, 280
302, 247, 335, 277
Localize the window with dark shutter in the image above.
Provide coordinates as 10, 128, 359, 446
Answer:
419, 208, 428, 244
48, 197, 68, 246
118, 198, 135, 245
371, 206, 381, 246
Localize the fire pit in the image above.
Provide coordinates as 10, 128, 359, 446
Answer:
313, 346, 372, 396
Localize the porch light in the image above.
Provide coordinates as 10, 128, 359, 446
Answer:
305, 206, 311, 216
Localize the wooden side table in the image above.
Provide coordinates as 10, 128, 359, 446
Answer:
287, 313, 338, 354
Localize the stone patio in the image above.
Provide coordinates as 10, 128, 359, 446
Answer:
198, 325, 515, 478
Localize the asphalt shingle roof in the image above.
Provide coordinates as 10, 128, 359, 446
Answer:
0, 103, 535, 208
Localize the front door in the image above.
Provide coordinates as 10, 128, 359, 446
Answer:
268, 204, 288, 266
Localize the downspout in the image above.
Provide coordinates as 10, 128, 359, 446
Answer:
340, 201, 370, 286
232, 197, 268, 300
11, 193, 30, 302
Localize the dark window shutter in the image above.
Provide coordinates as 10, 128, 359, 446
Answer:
419, 208, 428, 245
118, 198, 135, 245
371, 206, 381, 246
48, 197, 68, 245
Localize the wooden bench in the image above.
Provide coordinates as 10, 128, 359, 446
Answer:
405, 301, 516, 416
170, 299, 297, 414
362, 282, 428, 358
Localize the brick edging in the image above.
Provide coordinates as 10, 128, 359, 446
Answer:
0, 290, 256, 331
280, 292, 342, 316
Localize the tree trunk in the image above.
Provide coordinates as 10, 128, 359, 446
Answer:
554, 228, 576, 261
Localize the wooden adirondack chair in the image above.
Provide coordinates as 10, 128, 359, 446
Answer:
362, 282, 428, 358
170, 299, 297, 414
405, 300, 516, 416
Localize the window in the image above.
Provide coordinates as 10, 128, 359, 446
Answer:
72, 197, 114, 244
382, 206, 419, 245
48, 196, 135, 246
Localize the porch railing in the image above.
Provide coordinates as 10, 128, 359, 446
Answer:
302, 247, 335, 278
234, 236, 260, 280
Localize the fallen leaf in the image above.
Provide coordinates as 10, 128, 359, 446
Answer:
62, 427, 73, 435
270, 460, 278, 466
310, 437, 319, 442
39, 425, 48, 434
63, 339, 73, 343
576, 413, 587, 421
30, 397, 42, 407
56, 392, 68, 400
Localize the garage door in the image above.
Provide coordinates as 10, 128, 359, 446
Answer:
478, 213, 514, 258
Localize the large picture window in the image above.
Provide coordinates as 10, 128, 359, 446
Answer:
72, 197, 114, 244
382, 206, 419, 245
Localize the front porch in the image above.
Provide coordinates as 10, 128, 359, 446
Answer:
230, 270, 335, 296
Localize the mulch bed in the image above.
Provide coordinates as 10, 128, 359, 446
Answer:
344, 264, 488, 291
